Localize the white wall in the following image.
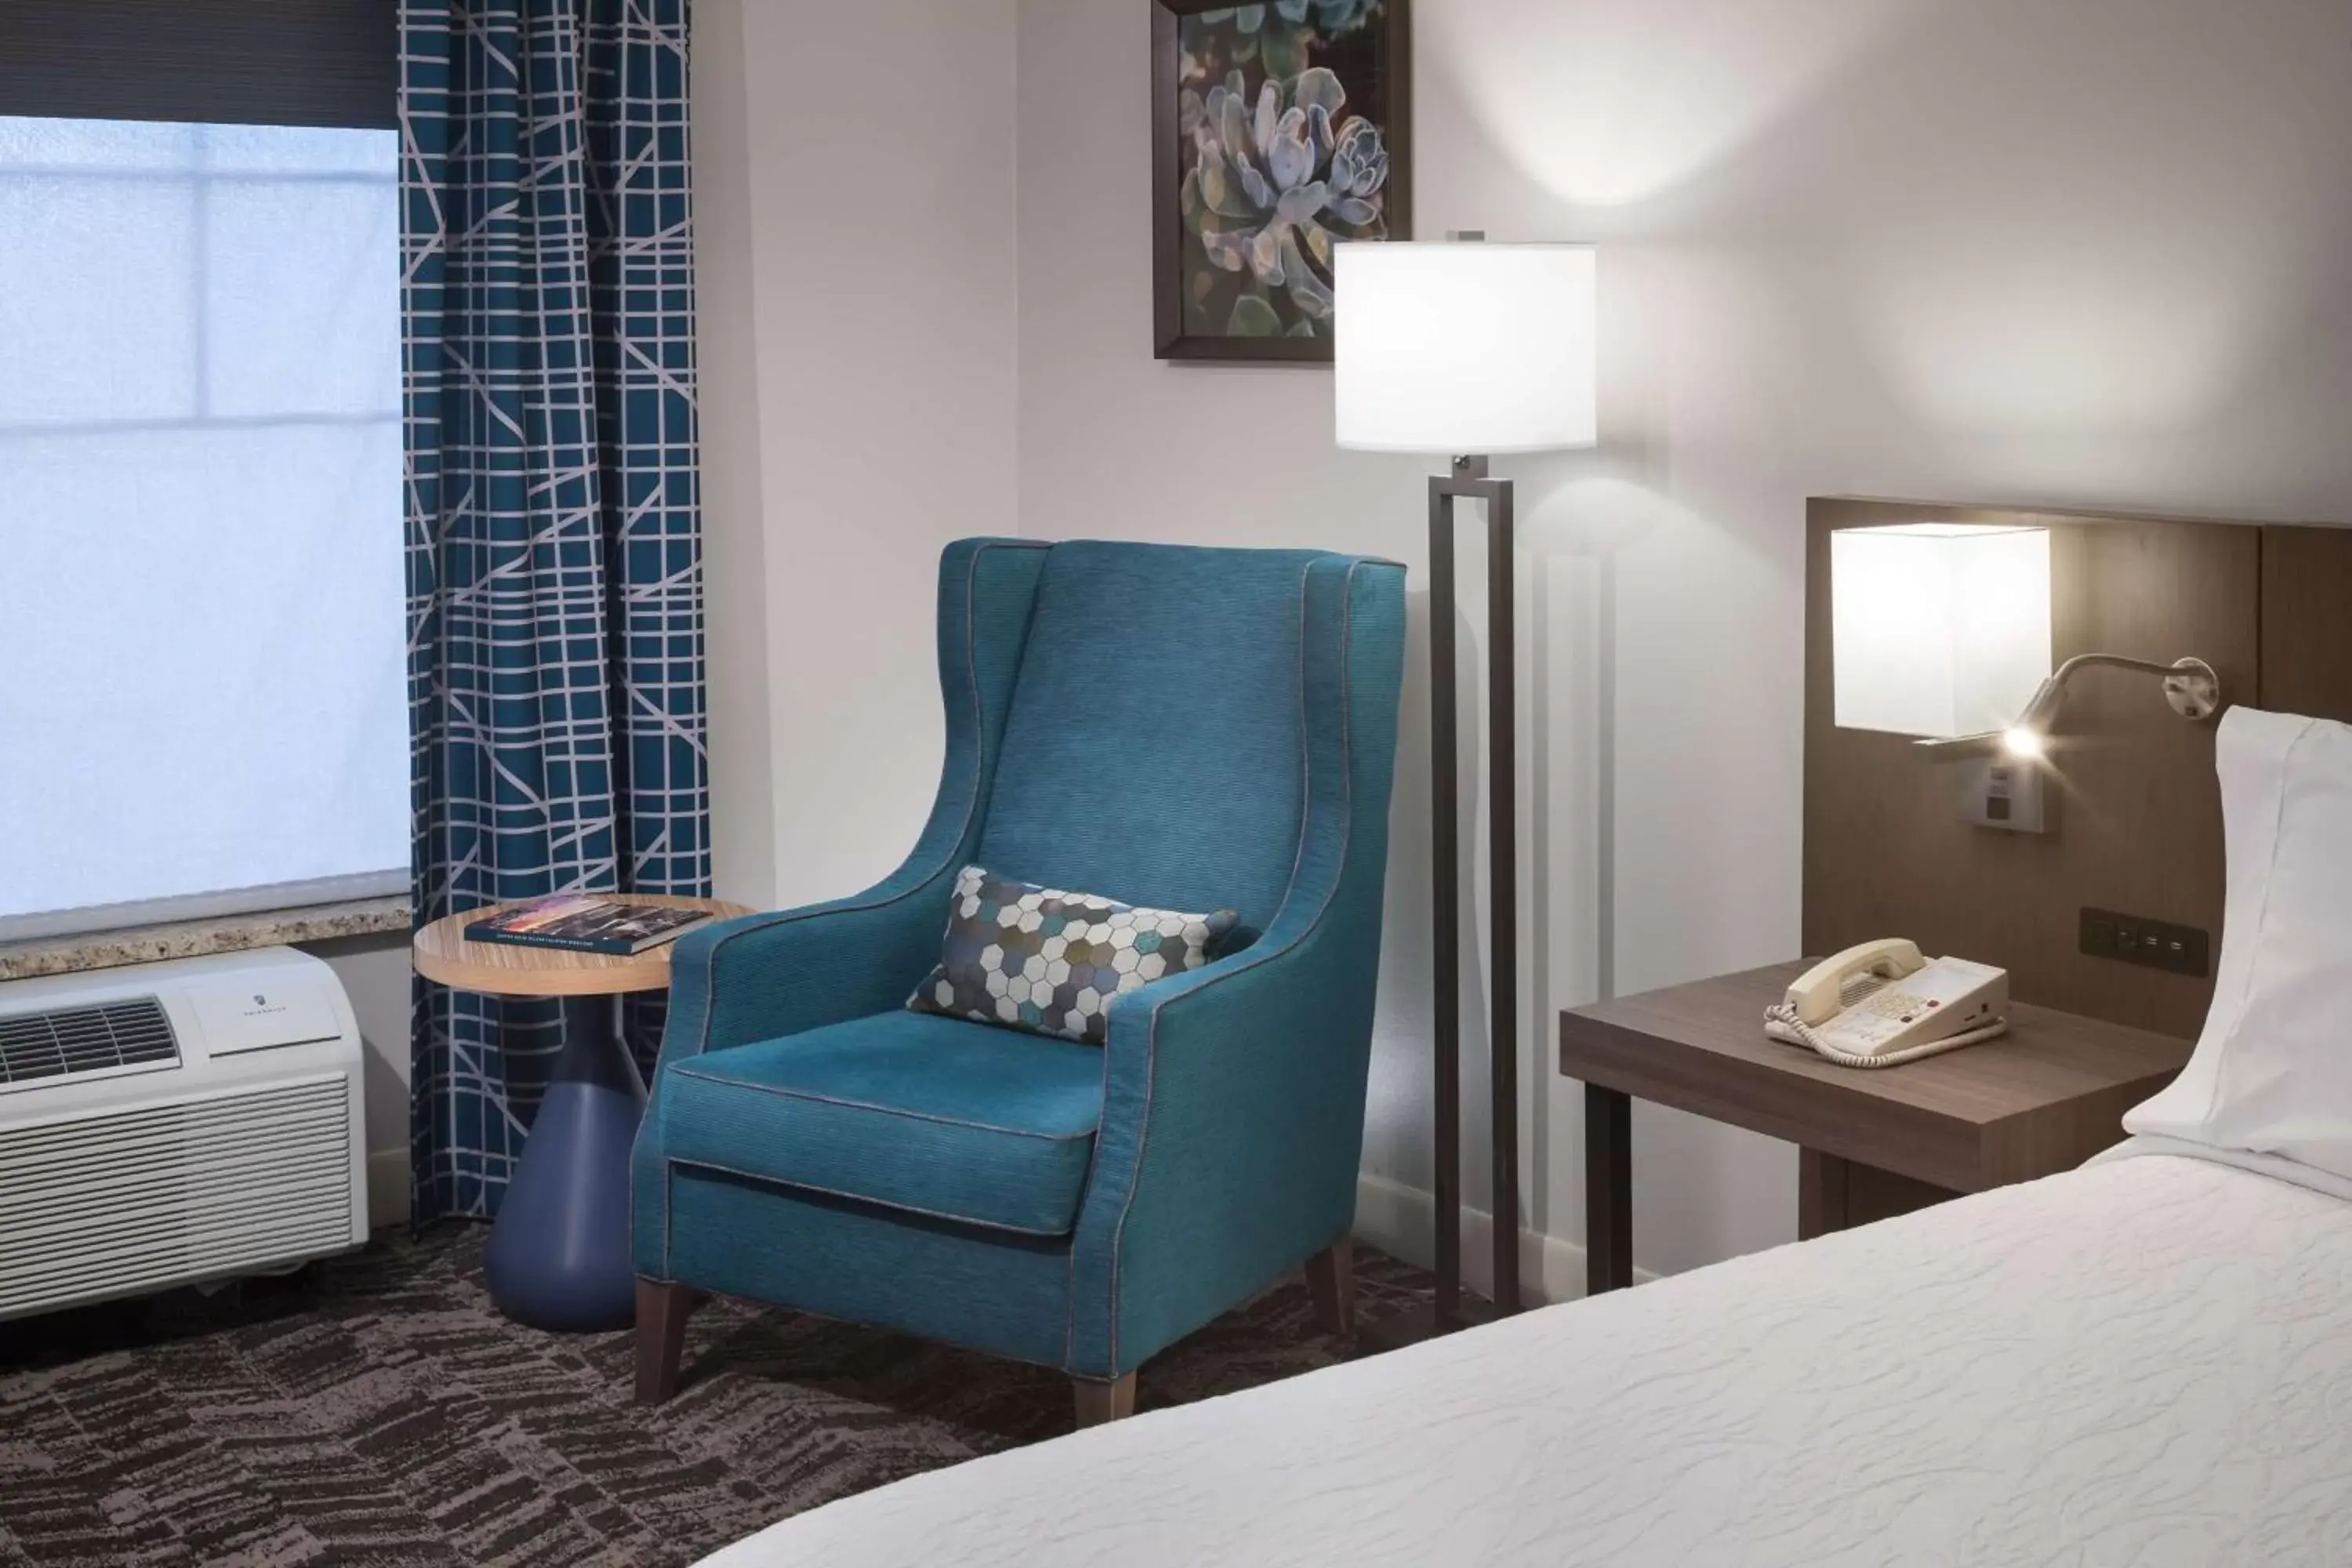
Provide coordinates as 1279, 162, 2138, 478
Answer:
694, 0, 779, 913
706, 0, 2352, 1294
696, 0, 1022, 911
306, 935, 412, 1229
1011, 0, 2352, 1290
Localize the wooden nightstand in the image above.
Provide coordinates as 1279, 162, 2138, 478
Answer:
1559, 963, 2194, 1295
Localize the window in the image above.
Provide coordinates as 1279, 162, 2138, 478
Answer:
0, 3, 402, 942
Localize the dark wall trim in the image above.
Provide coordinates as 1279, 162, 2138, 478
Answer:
0, 1, 397, 130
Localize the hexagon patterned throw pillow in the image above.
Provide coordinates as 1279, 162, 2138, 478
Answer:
907, 866, 1240, 1046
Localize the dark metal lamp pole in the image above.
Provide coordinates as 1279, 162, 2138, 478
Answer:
1362, 452, 1521, 1347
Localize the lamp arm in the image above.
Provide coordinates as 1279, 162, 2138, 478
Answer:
2049, 652, 2187, 684
1912, 652, 2222, 764
2038, 653, 2223, 727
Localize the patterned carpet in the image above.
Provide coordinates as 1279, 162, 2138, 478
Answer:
0, 1225, 1434, 1566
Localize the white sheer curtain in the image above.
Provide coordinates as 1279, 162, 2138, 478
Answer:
0, 117, 405, 940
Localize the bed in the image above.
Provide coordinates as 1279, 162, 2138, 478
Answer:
706, 708, 2352, 1566
702, 1145, 2352, 1566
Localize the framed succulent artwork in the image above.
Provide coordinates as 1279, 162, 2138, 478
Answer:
1152, 0, 1412, 362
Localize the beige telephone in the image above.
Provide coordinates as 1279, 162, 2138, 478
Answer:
1763, 938, 2009, 1069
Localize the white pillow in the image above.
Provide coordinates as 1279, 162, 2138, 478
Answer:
2124, 707, 2352, 1180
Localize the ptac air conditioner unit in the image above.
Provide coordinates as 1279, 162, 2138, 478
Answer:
0, 946, 368, 1322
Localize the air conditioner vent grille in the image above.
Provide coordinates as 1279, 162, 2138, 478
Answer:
0, 1075, 354, 1319
0, 997, 179, 1084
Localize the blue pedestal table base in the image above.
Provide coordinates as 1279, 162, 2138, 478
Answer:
483, 993, 647, 1333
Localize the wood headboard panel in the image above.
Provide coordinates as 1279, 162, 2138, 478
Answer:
1803, 498, 2352, 1040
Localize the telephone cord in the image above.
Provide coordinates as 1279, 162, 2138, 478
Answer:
1762, 1001, 2009, 1069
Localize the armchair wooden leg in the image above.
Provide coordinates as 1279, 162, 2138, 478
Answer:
635, 1278, 694, 1406
1072, 1372, 1137, 1428
1305, 1237, 1355, 1338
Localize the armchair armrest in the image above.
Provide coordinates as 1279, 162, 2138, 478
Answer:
653, 539, 1053, 1071
635, 536, 1053, 1287
655, 870, 959, 1070
1065, 894, 1385, 1377
1061, 550, 1405, 1377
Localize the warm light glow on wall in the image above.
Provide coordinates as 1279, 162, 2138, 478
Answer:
1831, 524, 2051, 739
1431, 0, 1918, 208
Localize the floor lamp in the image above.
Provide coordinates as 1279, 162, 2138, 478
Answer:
1334, 239, 1598, 1343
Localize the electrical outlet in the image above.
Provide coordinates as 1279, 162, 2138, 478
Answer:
2081, 908, 2209, 978
1957, 757, 2051, 833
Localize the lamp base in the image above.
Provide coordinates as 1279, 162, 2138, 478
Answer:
2163, 657, 2221, 720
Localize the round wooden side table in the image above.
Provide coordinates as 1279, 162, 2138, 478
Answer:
413, 894, 752, 1333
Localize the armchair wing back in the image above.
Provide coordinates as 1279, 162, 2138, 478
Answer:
632, 537, 1407, 1401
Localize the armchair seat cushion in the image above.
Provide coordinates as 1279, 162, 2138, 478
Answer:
658, 1011, 1105, 1236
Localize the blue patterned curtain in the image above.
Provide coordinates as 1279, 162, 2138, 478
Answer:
401, 0, 708, 1224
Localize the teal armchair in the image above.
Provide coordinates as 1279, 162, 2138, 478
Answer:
630, 538, 1406, 1422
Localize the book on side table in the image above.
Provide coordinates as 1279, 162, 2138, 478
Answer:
467, 897, 715, 956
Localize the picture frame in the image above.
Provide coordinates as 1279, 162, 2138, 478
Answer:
1151, 0, 1413, 363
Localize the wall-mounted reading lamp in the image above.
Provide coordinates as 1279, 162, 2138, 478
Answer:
1913, 653, 2223, 764
1830, 523, 2223, 833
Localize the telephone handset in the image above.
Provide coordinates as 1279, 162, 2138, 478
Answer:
1764, 939, 2009, 1069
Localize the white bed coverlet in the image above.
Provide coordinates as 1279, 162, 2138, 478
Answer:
702, 1153, 2352, 1566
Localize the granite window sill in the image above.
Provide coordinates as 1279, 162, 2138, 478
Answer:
0, 896, 412, 983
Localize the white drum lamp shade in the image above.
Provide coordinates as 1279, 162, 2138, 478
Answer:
1334, 241, 1597, 454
